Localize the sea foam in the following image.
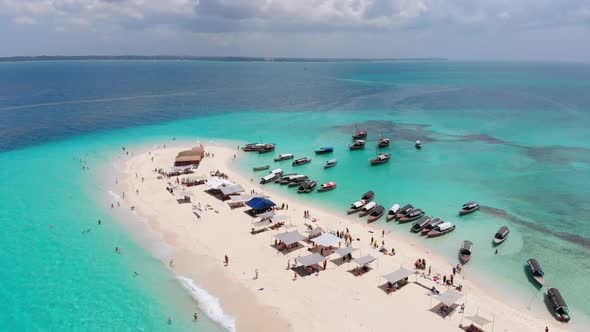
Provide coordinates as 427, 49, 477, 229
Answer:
178, 276, 236, 332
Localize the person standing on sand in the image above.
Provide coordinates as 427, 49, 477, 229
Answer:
169, 259, 174, 268
224, 255, 229, 266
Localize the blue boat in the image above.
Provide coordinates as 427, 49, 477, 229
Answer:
315, 147, 334, 154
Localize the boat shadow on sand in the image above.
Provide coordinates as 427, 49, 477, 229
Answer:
523, 264, 543, 290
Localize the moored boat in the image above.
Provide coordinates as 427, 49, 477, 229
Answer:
352, 127, 367, 139
459, 240, 473, 264
378, 137, 391, 148
367, 205, 385, 223
270, 168, 283, 176
426, 222, 455, 238
347, 200, 367, 214
398, 208, 425, 223
274, 172, 296, 183
415, 140, 422, 149
242, 143, 264, 152
526, 258, 545, 287
359, 201, 377, 217
292, 157, 312, 166
304, 180, 317, 193
317, 182, 337, 192
493, 226, 510, 245
288, 175, 309, 187
459, 201, 480, 216
324, 159, 337, 168
420, 218, 442, 235
314, 147, 334, 154
277, 174, 302, 184
253, 165, 270, 171
395, 204, 414, 220
260, 172, 281, 184
386, 203, 400, 222
361, 191, 375, 202
258, 143, 276, 153
546, 288, 571, 322
274, 153, 294, 161
369, 153, 391, 165
410, 216, 432, 232
296, 181, 310, 192
349, 140, 366, 150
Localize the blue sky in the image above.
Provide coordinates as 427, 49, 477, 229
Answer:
0, 0, 589, 61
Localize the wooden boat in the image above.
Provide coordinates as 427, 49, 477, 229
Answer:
398, 208, 425, 223
361, 191, 375, 202
253, 165, 270, 171
317, 182, 337, 192
352, 126, 367, 139
526, 258, 545, 287
395, 204, 414, 220
359, 202, 377, 217
426, 222, 455, 238
258, 143, 276, 153
420, 218, 442, 235
386, 204, 400, 222
274, 153, 294, 161
324, 159, 337, 168
270, 168, 283, 176
292, 157, 311, 166
410, 216, 432, 233
459, 201, 480, 216
349, 140, 366, 150
369, 153, 391, 165
297, 181, 309, 192
415, 140, 422, 149
347, 200, 367, 214
314, 147, 334, 154
546, 288, 571, 322
242, 143, 264, 152
459, 240, 473, 264
277, 174, 302, 184
260, 172, 281, 184
378, 137, 391, 148
281, 174, 307, 185
304, 180, 317, 193
288, 176, 309, 187
493, 226, 510, 245
274, 172, 296, 183
367, 205, 385, 223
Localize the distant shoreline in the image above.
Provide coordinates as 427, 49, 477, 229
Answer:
0, 55, 448, 63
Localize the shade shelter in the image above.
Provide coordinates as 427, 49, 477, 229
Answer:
207, 177, 234, 190
220, 184, 245, 196
306, 226, 324, 237
382, 267, 415, 284
466, 314, 492, 329
334, 246, 358, 257
256, 211, 275, 219
295, 253, 327, 267
311, 233, 342, 248
353, 255, 376, 266
437, 289, 464, 307
270, 215, 289, 223
274, 230, 306, 246
246, 197, 276, 212
181, 175, 207, 186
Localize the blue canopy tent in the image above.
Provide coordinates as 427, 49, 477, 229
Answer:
246, 197, 276, 212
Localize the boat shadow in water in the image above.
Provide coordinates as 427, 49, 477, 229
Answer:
523, 264, 543, 290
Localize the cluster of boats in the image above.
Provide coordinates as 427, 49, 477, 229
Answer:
524, 258, 571, 322
258, 168, 337, 193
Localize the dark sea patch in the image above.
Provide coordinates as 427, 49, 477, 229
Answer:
481, 206, 590, 249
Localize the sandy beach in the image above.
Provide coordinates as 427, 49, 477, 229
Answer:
112, 143, 568, 332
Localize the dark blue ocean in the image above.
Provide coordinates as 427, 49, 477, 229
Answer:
1, 60, 589, 330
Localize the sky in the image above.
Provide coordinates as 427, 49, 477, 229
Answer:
0, 0, 589, 61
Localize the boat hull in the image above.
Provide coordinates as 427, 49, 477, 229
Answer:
398, 213, 424, 223
317, 187, 335, 192
386, 213, 396, 222
426, 227, 455, 238
253, 165, 270, 171
459, 206, 479, 216
359, 208, 375, 217
460, 254, 471, 264
324, 162, 337, 168
493, 237, 507, 245
347, 208, 363, 215
367, 212, 384, 223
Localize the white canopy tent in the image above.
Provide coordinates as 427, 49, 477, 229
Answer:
295, 253, 327, 267
437, 290, 464, 307
306, 226, 324, 237
270, 215, 289, 223
467, 314, 492, 327
334, 246, 358, 257
220, 184, 245, 196
257, 211, 275, 219
382, 267, 414, 284
353, 255, 376, 266
311, 233, 342, 247
274, 230, 306, 246
207, 177, 234, 189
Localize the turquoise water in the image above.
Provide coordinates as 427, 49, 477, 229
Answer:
1, 60, 590, 330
